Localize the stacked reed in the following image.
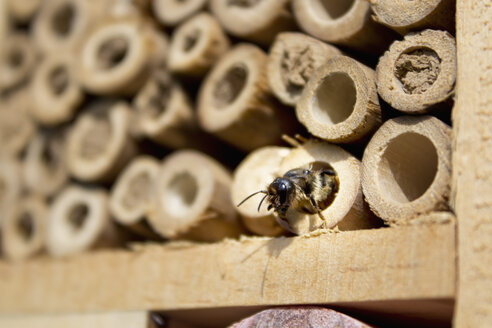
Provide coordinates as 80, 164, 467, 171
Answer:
0, 0, 456, 260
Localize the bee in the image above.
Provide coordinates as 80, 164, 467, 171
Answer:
237, 164, 339, 229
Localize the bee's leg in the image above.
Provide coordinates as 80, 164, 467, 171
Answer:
309, 195, 327, 228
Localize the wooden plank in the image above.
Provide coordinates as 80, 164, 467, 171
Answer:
0, 311, 149, 328
0, 223, 455, 313
453, 0, 492, 326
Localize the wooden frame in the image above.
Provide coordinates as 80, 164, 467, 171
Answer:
1, 1, 492, 327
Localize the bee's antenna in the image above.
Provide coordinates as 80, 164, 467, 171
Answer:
282, 134, 301, 147
257, 193, 269, 212
237, 190, 268, 207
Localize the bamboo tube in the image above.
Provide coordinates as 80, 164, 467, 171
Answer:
168, 13, 230, 77
376, 29, 456, 114
0, 94, 35, 157
66, 101, 136, 183
29, 54, 84, 125
147, 150, 243, 242
133, 69, 197, 149
362, 116, 451, 224
0, 156, 23, 225
23, 130, 69, 198
152, 0, 207, 26
267, 32, 341, 107
0, 0, 7, 43
210, 0, 295, 45
78, 19, 168, 96
33, 0, 101, 54
292, 0, 395, 54
296, 55, 382, 143
109, 156, 160, 238
197, 44, 296, 151
102, 0, 151, 19
2, 196, 47, 261
370, 0, 455, 35
232, 146, 290, 236
47, 185, 122, 257
229, 307, 371, 328
6, 0, 42, 24
0, 33, 37, 93
277, 139, 378, 235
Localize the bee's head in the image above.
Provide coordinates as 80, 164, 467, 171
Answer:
267, 177, 294, 209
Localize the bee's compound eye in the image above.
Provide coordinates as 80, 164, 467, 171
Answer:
303, 169, 310, 175
279, 183, 286, 191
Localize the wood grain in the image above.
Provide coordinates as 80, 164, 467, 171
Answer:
0, 223, 455, 313
453, 0, 492, 326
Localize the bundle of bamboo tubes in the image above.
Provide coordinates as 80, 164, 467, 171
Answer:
0, 0, 457, 260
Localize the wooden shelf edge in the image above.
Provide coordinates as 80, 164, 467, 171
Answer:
0, 222, 456, 314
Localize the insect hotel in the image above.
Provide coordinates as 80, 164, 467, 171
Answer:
0, 0, 488, 327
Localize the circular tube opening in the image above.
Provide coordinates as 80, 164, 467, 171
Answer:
312, 0, 355, 20
394, 47, 441, 94
144, 76, 172, 118
16, 212, 35, 240
313, 72, 357, 125
8, 48, 24, 68
80, 117, 111, 160
182, 29, 200, 52
49, 65, 69, 95
122, 172, 152, 209
97, 36, 129, 70
377, 132, 438, 203
228, 0, 262, 8
0, 179, 5, 201
68, 203, 89, 230
213, 64, 248, 109
281, 47, 314, 97
51, 3, 75, 37
41, 142, 58, 170
165, 171, 198, 217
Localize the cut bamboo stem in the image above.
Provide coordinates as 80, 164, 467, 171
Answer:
110, 156, 160, 238
67, 101, 136, 183
277, 139, 379, 235
47, 185, 122, 257
296, 55, 382, 143
0, 93, 35, 157
78, 18, 168, 96
2, 196, 47, 261
152, 0, 207, 26
23, 130, 69, 198
0, 156, 23, 226
133, 70, 203, 149
292, 0, 395, 54
168, 13, 230, 77
210, 0, 295, 45
376, 29, 456, 114
229, 307, 371, 328
102, 0, 151, 19
267, 32, 341, 107
0, 33, 37, 93
198, 44, 296, 151
147, 150, 243, 242
29, 54, 84, 125
0, 0, 7, 43
232, 146, 290, 236
370, 0, 455, 35
362, 116, 451, 224
6, 0, 42, 24
33, 0, 101, 54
